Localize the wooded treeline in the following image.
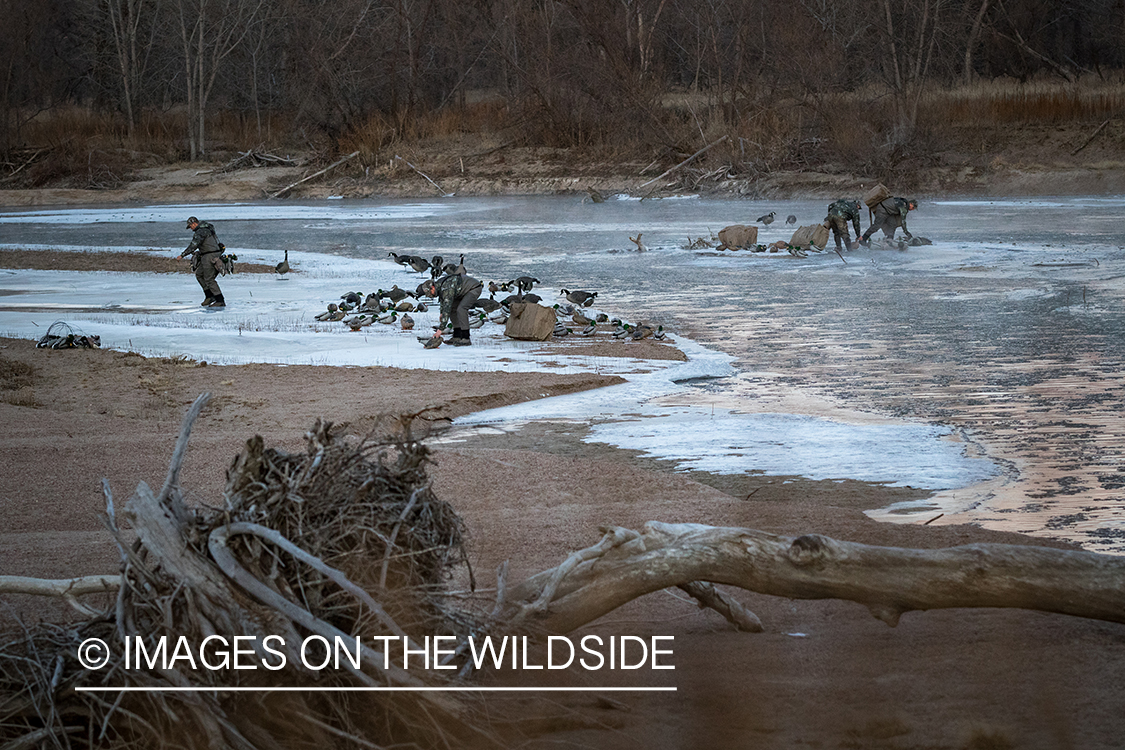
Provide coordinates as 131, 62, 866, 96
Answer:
3, 0, 1123, 162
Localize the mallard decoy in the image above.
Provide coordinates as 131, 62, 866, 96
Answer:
631, 323, 654, 340
346, 315, 372, 331
554, 301, 576, 316
572, 310, 592, 326
400, 314, 415, 330
377, 311, 397, 324
489, 311, 508, 325
468, 313, 486, 329
612, 323, 633, 339
652, 325, 666, 340
595, 313, 609, 323
553, 323, 571, 337
360, 293, 381, 311
326, 310, 346, 322
422, 334, 442, 349
578, 323, 598, 336
383, 285, 411, 303
314, 303, 339, 321
395, 300, 415, 312
341, 291, 363, 306
275, 249, 290, 275
561, 289, 598, 307
757, 211, 776, 225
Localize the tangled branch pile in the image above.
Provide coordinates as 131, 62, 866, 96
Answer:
0, 396, 482, 750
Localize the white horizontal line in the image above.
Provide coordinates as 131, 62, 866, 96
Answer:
76, 686, 676, 693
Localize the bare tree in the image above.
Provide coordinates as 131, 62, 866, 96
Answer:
175, 0, 265, 159
104, 0, 163, 137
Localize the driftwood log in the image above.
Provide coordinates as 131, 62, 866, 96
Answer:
3, 394, 1125, 749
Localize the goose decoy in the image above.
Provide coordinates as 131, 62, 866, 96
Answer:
786, 214, 797, 225
474, 298, 502, 312
430, 255, 444, 277
757, 211, 776, 225
515, 276, 539, 294
388, 251, 410, 266
275, 249, 290, 275
407, 255, 432, 273
523, 293, 542, 304
561, 289, 598, 307
499, 294, 523, 307
400, 314, 415, 330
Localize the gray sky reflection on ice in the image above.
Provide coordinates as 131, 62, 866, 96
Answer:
4, 195, 1123, 551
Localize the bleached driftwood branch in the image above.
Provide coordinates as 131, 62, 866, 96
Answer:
502, 521, 1125, 634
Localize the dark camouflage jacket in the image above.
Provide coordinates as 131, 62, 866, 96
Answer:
876, 198, 912, 235
181, 221, 220, 258
436, 273, 483, 324
827, 199, 862, 235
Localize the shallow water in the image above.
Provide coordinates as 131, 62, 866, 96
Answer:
3, 194, 1124, 553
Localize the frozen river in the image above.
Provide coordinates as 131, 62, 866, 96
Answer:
2, 194, 1124, 553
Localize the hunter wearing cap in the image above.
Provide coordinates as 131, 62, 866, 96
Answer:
860, 197, 918, 246
432, 264, 483, 346
180, 216, 225, 307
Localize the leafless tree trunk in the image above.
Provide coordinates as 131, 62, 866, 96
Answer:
105, 0, 163, 138
176, 0, 265, 159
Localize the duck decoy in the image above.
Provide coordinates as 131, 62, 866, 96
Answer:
422, 334, 442, 349
314, 303, 339, 321
553, 323, 571, 337
395, 300, 415, 312
377, 311, 397, 324
383, 285, 411, 302
275, 249, 290, 275
631, 323, 654, 340
468, 313, 486, 329
652, 325, 666, 340
578, 323, 598, 336
360, 293, 381, 311
572, 310, 592, 326
340, 291, 362, 306
554, 301, 576, 315
595, 313, 609, 323
612, 323, 633, 338
400, 314, 415, 330
416, 301, 429, 313
489, 310, 509, 325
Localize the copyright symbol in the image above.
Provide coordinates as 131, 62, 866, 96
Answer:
78, 638, 111, 670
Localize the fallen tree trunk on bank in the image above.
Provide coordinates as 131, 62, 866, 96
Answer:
3, 395, 1124, 749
